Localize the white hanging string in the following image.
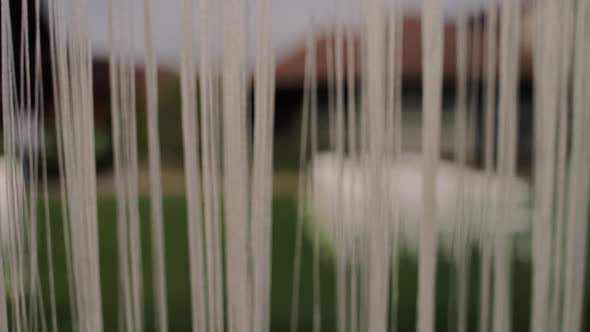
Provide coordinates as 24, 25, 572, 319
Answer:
418, 1, 443, 331
345, 22, 361, 332
547, 2, 573, 330
387, 3, 403, 331
290, 21, 315, 332
531, 1, 561, 332
307, 20, 321, 332
29, 0, 52, 329
19, 1, 35, 330
179, 0, 207, 331
561, 1, 590, 331
109, 0, 145, 329
493, 2, 521, 332
18, 3, 38, 328
35, 1, 58, 328
333, 9, 348, 332
7, 1, 31, 330
250, 0, 274, 331
50, 0, 104, 329
47, 0, 79, 325
221, 1, 252, 332
39, 103, 57, 332
198, 1, 225, 332
451, 10, 469, 332
142, 0, 168, 330
363, 0, 390, 331
479, 3, 497, 332
0, 0, 18, 330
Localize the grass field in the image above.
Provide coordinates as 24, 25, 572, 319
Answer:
29, 195, 588, 331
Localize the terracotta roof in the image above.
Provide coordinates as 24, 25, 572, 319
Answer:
274, 14, 533, 88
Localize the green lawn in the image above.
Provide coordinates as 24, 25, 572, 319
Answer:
32, 195, 588, 331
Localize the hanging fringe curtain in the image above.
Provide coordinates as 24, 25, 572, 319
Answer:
0, 0, 588, 331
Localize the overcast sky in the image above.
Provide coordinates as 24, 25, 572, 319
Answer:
85, 0, 490, 69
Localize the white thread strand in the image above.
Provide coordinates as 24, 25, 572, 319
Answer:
142, 0, 168, 330
251, 0, 274, 330
179, 0, 207, 331
198, 1, 224, 331
333, 12, 348, 332
364, 0, 390, 331
452, 11, 469, 332
418, 1, 443, 331
290, 22, 315, 332
480, 3, 497, 332
222, 1, 251, 331
561, 1, 590, 330
494, 2, 520, 332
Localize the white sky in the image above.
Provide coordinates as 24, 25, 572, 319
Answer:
85, 0, 490, 70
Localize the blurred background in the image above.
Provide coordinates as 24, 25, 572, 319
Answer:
2, 0, 536, 183
2, 1, 572, 331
